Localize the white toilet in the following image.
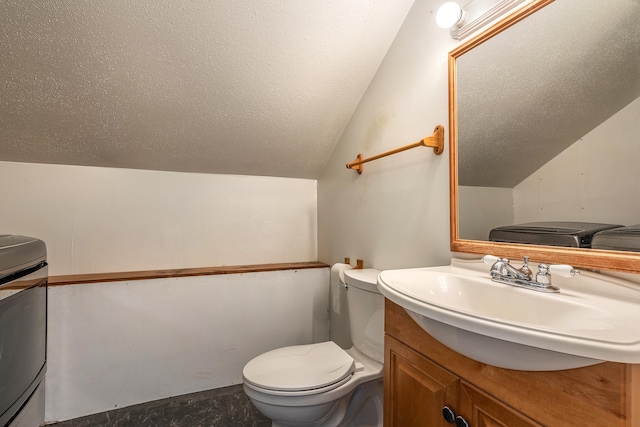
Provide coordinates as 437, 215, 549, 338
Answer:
243, 268, 384, 427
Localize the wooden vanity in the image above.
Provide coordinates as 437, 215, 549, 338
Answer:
384, 300, 640, 426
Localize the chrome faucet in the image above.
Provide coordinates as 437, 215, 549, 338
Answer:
487, 256, 531, 281
482, 255, 579, 293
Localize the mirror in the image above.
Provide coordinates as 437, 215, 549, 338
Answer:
449, 0, 640, 272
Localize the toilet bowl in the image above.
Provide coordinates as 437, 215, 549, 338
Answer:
243, 268, 384, 427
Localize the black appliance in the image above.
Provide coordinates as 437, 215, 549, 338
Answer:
0, 235, 47, 427
488, 221, 623, 248
592, 225, 640, 252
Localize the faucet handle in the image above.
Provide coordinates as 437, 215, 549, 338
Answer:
548, 264, 580, 277
482, 255, 501, 265
518, 256, 533, 279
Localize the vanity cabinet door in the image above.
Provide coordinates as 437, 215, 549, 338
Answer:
459, 382, 543, 427
385, 335, 460, 427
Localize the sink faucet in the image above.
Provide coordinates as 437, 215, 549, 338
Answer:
482, 255, 579, 293
488, 256, 532, 281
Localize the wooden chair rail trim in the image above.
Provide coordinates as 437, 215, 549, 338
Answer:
48, 261, 329, 286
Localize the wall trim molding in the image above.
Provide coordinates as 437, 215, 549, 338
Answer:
48, 261, 329, 286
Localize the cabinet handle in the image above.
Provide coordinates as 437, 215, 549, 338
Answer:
455, 415, 470, 427
442, 406, 456, 423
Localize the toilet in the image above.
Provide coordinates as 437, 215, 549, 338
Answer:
242, 268, 384, 427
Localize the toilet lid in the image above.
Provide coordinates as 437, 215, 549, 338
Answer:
243, 341, 355, 393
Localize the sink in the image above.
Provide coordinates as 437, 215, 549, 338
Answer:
377, 258, 640, 371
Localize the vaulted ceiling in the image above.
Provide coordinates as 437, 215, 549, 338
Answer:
1, 0, 415, 178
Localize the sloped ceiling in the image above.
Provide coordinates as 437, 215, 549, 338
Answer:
0, 0, 414, 178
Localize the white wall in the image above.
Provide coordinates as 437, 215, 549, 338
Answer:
46, 268, 329, 422
0, 161, 317, 275
514, 96, 640, 225
458, 186, 513, 240
318, 0, 457, 272
0, 161, 322, 422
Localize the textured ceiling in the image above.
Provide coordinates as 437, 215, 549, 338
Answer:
457, 0, 640, 188
0, 0, 414, 178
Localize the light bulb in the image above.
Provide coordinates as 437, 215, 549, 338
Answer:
436, 2, 463, 29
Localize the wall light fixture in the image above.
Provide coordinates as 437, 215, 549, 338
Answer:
437, 0, 531, 40
436, 2, 468, 29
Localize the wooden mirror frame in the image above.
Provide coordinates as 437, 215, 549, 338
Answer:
448, 0, 640, 273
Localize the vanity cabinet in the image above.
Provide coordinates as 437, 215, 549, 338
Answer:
386, 335, 540, 426
384, 300, 640, 427
458, 381, 541, 427
385, 334, 459, 426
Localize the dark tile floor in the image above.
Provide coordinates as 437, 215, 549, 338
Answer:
47, 385, 271, 427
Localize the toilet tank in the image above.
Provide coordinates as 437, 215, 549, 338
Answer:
343, 269, 384, 364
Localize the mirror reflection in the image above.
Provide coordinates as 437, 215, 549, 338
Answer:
455, 0, 640, 255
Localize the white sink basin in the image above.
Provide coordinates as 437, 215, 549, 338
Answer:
377, 258, 640, 371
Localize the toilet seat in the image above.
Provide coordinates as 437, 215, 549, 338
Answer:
243, 341, 355, 396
